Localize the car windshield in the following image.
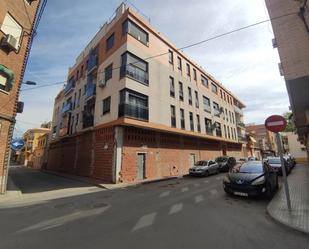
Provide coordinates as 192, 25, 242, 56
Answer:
231, 162, 263, 173
216, 157, 227, 162
268, 158, 281, 164
194, 161, 207, 166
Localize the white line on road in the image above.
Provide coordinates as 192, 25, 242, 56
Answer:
210, 189, 218, 195
159, 191, 170, 198
181, 187, 189, 192
169, 203, 183, 215
195, 195, 204, 203
132, 212, 157, 232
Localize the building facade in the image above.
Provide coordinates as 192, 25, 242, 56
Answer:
265, 0, 309, 159
246, 124, 277, 157
18, 128, 50, 167
32, 132, 49, 169
48, 3, 246, 183
281, 132, 308, 163
0, 0, 40, 193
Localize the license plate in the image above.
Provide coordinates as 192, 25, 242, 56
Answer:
234, 192, 248, 197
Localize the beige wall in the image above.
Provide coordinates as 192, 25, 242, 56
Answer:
283, 132, 308, 161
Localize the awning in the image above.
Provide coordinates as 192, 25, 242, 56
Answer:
0, 64, 15, 91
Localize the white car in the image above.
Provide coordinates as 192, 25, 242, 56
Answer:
189, 160, 219, 177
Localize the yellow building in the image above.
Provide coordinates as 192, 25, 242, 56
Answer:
21, 128, 50, 167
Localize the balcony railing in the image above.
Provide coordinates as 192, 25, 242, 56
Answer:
237, 122, 245, 128
234, 105, 243, 115
82, 113, 94, 129
204, 105, 211, 113
120, 64, 149, 85
214, 109, 220, 117
85, 83, 96, 99
87, 53, 98, 74
118, 103, 149, 121
64, 79, 75, 95
238, 135, 247, 143
61, 102, 72, 115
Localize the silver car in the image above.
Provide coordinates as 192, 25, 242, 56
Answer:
189, 160, 219, 177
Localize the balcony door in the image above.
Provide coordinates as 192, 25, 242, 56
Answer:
137, 153, 146, 180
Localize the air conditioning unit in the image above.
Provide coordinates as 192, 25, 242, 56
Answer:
1, 34, 19, 51
98, 79, 106, 88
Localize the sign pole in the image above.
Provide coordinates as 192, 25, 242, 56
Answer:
275, 132, 292, 211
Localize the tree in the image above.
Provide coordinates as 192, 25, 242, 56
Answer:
283, 112, 296, 132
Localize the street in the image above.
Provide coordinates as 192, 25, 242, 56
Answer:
0, 166, 308, 249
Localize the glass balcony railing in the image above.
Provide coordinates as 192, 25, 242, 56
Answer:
234, 105, 243, 115
238, 135, 247, 143
61, 102, 72, 115
120, 64, 149, 85
87, 54, 98, 74
85, 83, 96, 99
64, 79, 75, 95
214, 109, 221, 117
82, 113, 94, 129
237, 122, 245, 128
118, 103, 149, 121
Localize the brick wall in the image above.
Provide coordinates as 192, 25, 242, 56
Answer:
0, 0, 40, 193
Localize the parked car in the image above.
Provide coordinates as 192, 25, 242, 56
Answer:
267, 157, 290, 175
237, 157, 248, 164
215, 156, 236, 172
284, 155, 296, 169
189, 160, 219, 177
223, 160, 278, 198
248, 157, 259, 161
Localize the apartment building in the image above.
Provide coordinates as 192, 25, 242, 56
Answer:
0, 0, 40, 193
48, 3, 246, 183
246, 124, 277, 157
32, 132, 49, 169
265, 0, 309, 158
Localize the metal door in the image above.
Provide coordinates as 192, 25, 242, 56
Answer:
137, 153, 145, 180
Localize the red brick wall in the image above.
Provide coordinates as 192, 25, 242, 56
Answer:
120, 127, 233, 182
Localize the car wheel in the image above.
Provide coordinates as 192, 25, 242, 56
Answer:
204, 170, 209, 177
265, 183, 273, 199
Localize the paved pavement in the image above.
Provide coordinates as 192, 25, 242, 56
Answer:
268, 163, 309, 234
0, 166, 308, 249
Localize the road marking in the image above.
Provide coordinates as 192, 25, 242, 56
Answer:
181, 187, 189, 192
169, 203, 183, 214
132, 213, 156, 232
210, 189, 218, 195
159, 191, 170, 198
204, 180, 209, 183
194, 183, 200, 187
195, 195, 204, 203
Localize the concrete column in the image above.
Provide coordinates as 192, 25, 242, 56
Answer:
113, 126, 124, 183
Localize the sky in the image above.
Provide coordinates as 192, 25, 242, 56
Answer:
15, 0, 290, 137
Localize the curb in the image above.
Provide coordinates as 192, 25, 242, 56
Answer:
266, 205, 309, 235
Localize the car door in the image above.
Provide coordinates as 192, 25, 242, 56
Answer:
209, 161, 215, 174
265, 163, 276, 188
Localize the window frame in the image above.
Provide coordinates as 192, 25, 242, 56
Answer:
106, 33, 115, 51
102, 96, 111, 115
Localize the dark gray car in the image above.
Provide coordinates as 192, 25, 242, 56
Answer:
215, 156, 236, 172
189, 160, 219, 177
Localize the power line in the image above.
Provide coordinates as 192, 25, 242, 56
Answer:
21, 81, 66, 92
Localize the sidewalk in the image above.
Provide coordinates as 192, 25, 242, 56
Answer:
267, 163, 309, 234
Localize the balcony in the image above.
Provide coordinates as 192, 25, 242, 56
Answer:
120, 64, 149, 85
234, 105, 243, 115
214, 109, 220, 117
237, 122, 246, 129
64, 79, 75, 95
61, 102, 72, 115
82, 113, 94, 129
118, 103, 149, 121
204, 105, 211, 113
87, 53, 98, 74
238, 135, 247, 143
85, 83, 96, 100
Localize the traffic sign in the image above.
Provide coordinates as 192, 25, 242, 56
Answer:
265, 115, 287, 133
11, 138, 25, 151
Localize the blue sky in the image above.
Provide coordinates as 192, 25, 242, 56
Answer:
15, 0, 289, 137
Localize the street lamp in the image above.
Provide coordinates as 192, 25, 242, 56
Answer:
23, 81, 37, 85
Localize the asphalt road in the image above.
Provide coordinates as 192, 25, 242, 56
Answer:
1, 167, 308, 249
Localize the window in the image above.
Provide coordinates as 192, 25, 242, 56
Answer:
120, 52, 148, 85
77, 89, 81, 107
215, 122, 222, 137
227, 126, 231, 139
106, 33, 115, 51
223, 92, 226, 101
105, 63, 113, 83
102, 96, 111, 115
170, 77, 175, 97
213, 102, 220, 116
201, 75, 208, 87
180, 109, 185, 129
0, 65, 14, 92
211, 83, 218, 94
73, 92, 76, 109
0, 13, 22, 50
232, 113, 235, 124
186, 63, 190, 77
188, 87, 192, 105
122, 19, 149, 45
76, 113, 79, 125
81, 65, 84, 78
220, 89, 223, 99
196, 114, 201, 132
205, 118, 212, 135
119, 89, 148, 121
179, 82, 184, 101
76, 70, 79, 81
225, 109, 228, 121
177, 56, 182, 70
171, 105, 176, 128
195, 91, 199, 108
229, 111, 232, 123
203, 96, 211, 113
224, 125, 227, 138
193, 69, 197, 81
189, 112, 194, 131
169, 50, 173, 64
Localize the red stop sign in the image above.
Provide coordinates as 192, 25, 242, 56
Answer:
265, 115, 287, 133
